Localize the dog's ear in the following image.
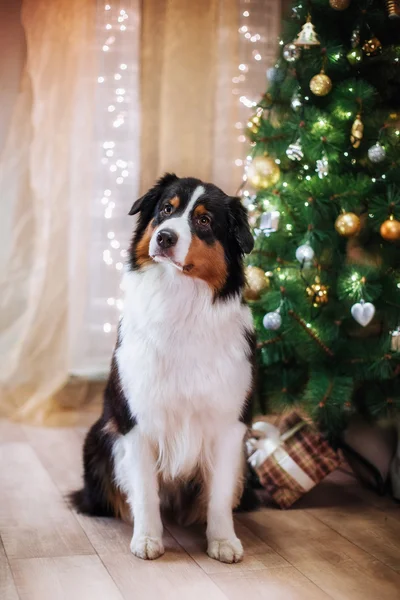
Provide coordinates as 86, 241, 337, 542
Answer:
128, 173, 179, 216
229, 197, 254, 255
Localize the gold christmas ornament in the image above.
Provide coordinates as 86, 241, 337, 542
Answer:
362, 37, 382, 56
307, 276, 329, 307
244, 266, 270, 301
329, 0, 351, 9
380, 216, 400, 241
335, 212, 361, 237
386, 0, 400, 19
350, 113, 364, 148
309, 70, 332, 97
248, 115, 261, 134
294, 15, 320, 49
247, 155, 281, 189
247, 108, 264, 134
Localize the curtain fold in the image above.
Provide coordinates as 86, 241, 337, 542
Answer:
140, 0, 240, 195
0, 0, 97, 422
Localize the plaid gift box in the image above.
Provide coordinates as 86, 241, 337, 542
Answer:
246, 412, 340, 509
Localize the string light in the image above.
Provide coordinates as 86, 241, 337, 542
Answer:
98, 3, 134, 335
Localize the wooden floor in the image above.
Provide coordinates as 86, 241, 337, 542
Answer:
1, 418, 400, 600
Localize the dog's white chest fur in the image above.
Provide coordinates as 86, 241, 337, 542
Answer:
116, 265, 253, 479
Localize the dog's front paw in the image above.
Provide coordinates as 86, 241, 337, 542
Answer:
130, 536, 164, 560
207, 538, 243, 564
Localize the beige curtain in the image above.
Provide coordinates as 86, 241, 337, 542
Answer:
0, 0, 96, 422
140, 0, 241, 195
0, 0, 282, 425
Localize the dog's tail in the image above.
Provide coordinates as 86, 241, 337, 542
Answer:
235, 467, 261, 513
69, 419, 130, 521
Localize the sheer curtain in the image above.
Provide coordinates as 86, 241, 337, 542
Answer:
0, 0, 282, 423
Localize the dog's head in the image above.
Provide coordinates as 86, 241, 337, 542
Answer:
128, 174, 253, 298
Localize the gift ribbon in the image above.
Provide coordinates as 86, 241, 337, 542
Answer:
246, 420, 315, 492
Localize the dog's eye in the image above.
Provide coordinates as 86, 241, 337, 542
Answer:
163, 203, 173, 215
198, 215, 211, 227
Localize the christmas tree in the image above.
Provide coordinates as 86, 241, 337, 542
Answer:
243, 0, 400, 441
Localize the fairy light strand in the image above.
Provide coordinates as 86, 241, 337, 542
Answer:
98, 4, 133, 334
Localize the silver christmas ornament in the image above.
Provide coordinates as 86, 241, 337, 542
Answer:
391, 327, 400, 352
286, 139, 304, 161
295, 242, 314, 264
316, 153, 329, 179
259, 210, 280, 234
266, 66, 285, 83
283, 43, 301, 62
368, 142, 386, 163
351, 300, 375, 327
291, 92, 302, 112
263, 310, 282, 331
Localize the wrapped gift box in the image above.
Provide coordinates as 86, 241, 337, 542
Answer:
246, 412, 341, 509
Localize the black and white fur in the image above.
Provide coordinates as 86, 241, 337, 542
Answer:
71, 174, 256, 563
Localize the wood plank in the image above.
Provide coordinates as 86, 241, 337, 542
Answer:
211, 566, 330, 600
10, 555, 124, 600
328, 469, 400, 522
102, 550, 229, 600
0, 419, 27, 443
0, 539, 19, 600
22, 425, 84, 494
0, 443, 94, 559
166, 519, 289, 574
299, 478, 400, 572
238, 508, 400, 600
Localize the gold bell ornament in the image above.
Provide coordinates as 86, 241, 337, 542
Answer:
362, 37, 382, 56
335, 211, 361, 237
247, 155, 281, 190
244, 266, 270, 301
310, 69, 332, 97
350, 113, 364, 148
380, 215, 400, 241
306, 276, 329, 307
294, 15, 320, 49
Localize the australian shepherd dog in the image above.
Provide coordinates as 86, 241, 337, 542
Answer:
71, 173, 256, 563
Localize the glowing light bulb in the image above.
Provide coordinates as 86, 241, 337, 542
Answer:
114, 73, 122, 80
97, 76, 105, 83
107, 297, 115, 305
116, 177, 124, 184
107, 231, 115, 239
102, 45, 109, 52
120, 63, 127, 70
108, 105, 116, 112
103, 323, 112, 333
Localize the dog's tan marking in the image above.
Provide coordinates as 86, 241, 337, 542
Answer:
169, 196, 180, 209
135, 220, 155, 267
193, 204, 208, 217
183, 237, 227, 293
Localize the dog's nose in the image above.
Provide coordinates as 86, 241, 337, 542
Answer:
156, 229, 178, 249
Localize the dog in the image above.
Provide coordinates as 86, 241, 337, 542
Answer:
71, 173, 256, 563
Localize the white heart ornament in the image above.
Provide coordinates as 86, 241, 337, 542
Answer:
351, 301, 375, 327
